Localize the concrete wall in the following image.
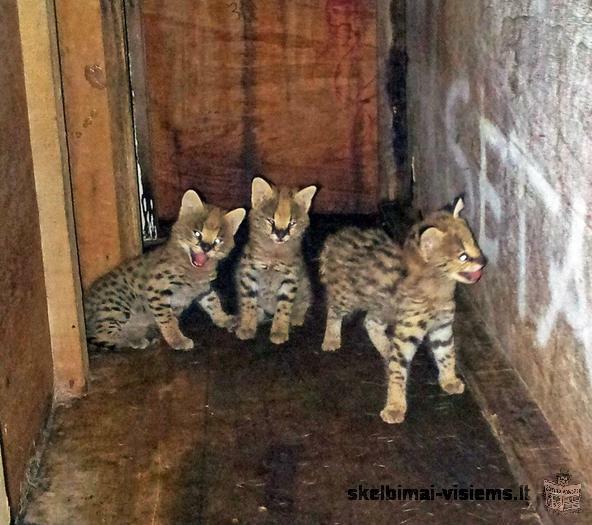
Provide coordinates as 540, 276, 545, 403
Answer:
407, 1, 592, 482
0, 0, 54, 513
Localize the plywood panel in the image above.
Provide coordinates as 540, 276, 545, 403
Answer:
0, 0, 53, 512
140, 0, 378, 219
54, 0, 141, 288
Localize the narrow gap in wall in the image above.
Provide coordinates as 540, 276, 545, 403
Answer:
379, 0, 415, 243
122, 1, 159, 250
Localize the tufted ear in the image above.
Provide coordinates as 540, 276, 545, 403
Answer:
224, 208, 247, 236
294, 185, 317, 213
251, 177, 274, 208
178, 190, 204, 220
419, 226, 445, 260
440, 194, 465, 218
452, 195, 465, 218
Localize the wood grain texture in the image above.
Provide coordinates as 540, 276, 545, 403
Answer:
139, 0, 379, 219
54, 0, 141, 289
0, 0, 53, 513
17, 0, 89, 401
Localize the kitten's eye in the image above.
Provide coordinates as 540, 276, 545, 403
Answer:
459, 252, 469, 262
288, 219, 296, 228
266, 218, 275, 227
213, 238, 222, 246
193, 230, 202, 240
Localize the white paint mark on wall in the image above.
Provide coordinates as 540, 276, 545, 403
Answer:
445, 76, 592, 370
536, 195, 591, 352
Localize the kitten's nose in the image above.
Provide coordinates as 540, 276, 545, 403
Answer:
274, 228, 288, 240
201, 242, 212, 253
475, 254, 488, 267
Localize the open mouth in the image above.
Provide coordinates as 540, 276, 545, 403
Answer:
458, 269, 483, 283
190, 249, 208, 268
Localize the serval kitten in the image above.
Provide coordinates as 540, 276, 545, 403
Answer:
85, 190, 246, 351
236, 177, 317, 344
320, 197, 486, 423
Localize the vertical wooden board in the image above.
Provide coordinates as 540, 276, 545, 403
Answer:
139, 0, 378, 220
17, 0, 88, 400
0, 0, 54, 512
0, 446, 8, 525
54, 0, 141, 288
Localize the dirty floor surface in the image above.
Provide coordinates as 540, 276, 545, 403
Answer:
23, 220, 541, 525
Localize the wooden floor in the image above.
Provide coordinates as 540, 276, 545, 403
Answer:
22, 220, 542, 525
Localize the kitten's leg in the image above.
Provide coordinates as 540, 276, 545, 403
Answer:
88, 304, 131, 350
270, 273, 298, 344
381, 324, 425, 424
147, 291, 193, 351
198, 289, 235, 331
291, 277, 311, 327
363, 314, 390, 359
428, 320, 464, 394
236, 264, 259, 340
321, 307, 344, 352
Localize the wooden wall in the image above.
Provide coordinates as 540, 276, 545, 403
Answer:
137, 0, 379, 220
0, 0, 54, 512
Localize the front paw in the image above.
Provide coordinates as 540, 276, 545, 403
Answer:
321, 337, 341, 352
128, 337, 150, 350
270, 329, 289, 345
215, 314, 237, 332
441, 377, 465, 395
380, 405, 406, 424
170, 336, 194, 351
236, 325, 257, 340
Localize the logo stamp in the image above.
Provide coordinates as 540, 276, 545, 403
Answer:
544, 470, 582, 513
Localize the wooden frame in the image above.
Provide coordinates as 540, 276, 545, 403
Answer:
17, 0, 89, 400
14, 0, 143, 400
53, 0, 142, 290
0, 442, 8, 525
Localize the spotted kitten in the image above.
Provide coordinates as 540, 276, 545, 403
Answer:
320, 197, 486, 423
236, 177, 317, 344
85, 190, 245, 351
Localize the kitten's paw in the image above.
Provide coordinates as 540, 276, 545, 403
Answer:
270, 330, 289, 345
236, 326, 256, 340
291, 316, 306, 327
380, 405, 406, 424
441, 377, 465, 395
321, 338, 341, 352
171, 336, 194, 351
129, 337, 150, 350
215, 314, 237, 332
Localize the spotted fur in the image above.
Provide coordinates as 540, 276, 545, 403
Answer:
236, 177, 317, 344
320, 197, 486, 423
84, 190, 245, 351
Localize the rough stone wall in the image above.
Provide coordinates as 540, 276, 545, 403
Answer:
407, 1, 592, 482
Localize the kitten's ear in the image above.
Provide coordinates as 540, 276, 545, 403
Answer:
452, 195, 465, 218
179, 190, 204, 220
419, 226, 445, 260
251, 177, 274, 208
440, 193, 465, 218
294, 185, 317, 213
224, 208, 246, 236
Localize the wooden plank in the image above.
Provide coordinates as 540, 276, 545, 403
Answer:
0, 445, 9, 525
0, 0, 54, 513
54, 0, 141, 289
140, 0, 379, 219
16, 0, 88, 400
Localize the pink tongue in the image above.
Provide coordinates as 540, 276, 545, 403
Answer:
192, 251, 208, 267
467, 269, 483, 282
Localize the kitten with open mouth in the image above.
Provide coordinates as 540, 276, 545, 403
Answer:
84, 190, 245, 351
